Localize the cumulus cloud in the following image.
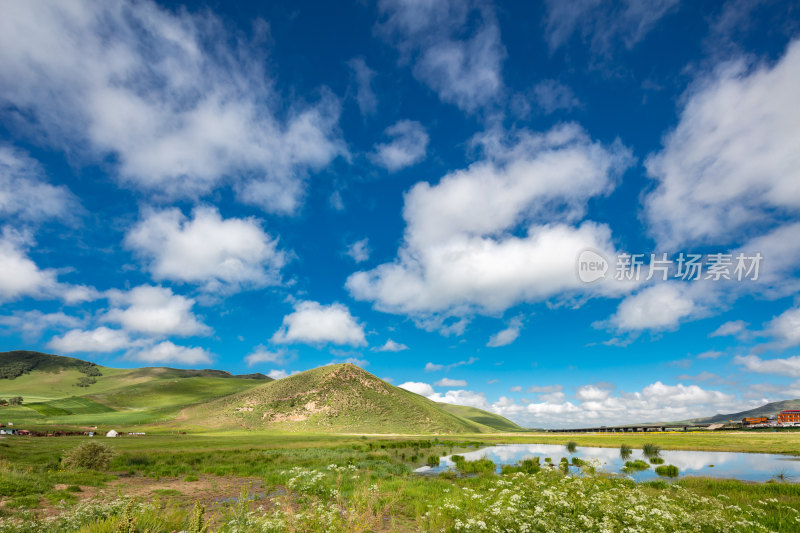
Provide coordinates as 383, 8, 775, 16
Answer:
128, 341, 213, 366
347, 124, 633, 321
0, 311, 83, 339
0, 0, 344, 213
435, 377, 468, 387
734, 354, 800, 378
104, 285, 210, 337
486, 316, 523, 347
267, 369, 291, 380
766, 306, 800, 348
370, 120, 429, 171
376, 0, 505, 112
527, 384, 563, 394
604, 283, 698, 331
271, 301, 366, 346
373, 339, 409, 352
644, 41, 800, 248
0, 146, 79, 223
126, 207, 286, 293
398, 381, 435, 396
245, 346, 292, 367
544, 0, 679, 54
48, 326, 132, 354
0, 228, 95, 304
348, 57, 377, 116
345, 238, 371, 263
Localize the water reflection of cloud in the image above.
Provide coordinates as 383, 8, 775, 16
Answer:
433, 444, 800, 482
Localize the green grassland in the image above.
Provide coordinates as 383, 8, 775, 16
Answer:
1, 433, 800, 532
0, 351, 271, 429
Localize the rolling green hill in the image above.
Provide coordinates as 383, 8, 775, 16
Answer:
185, 363, 520, 434
0, 351, 270, 427
437, 403, 523, 432
1, 352, 522, 434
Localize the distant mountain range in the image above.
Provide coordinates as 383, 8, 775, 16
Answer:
0, 350, 521, 433
679, 399, 800, 424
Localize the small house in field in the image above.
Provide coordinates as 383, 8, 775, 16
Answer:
105, 429, 118, 438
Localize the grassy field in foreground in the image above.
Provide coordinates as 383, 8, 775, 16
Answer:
1, 433, 800, 531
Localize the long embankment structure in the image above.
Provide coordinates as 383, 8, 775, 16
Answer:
548, 423, 716, 433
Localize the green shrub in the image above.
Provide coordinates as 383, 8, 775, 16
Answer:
655, 464, 679, 477
649, 457, 665, 464
566, 441, 578, 453
62, 441, 115, 471
426, 454, 440, 466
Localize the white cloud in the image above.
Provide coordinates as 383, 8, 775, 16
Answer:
345, 238, 371, 263
544, 0, 679, 54
348, 124, 633, 320
348, 57, 377, 116
128, 341, 212, 366
734, 354, 800, 378
575, 384, 611, 401
373, 339, 409, 352
0, 229, 59, 302
0, 0, 344, 214
126, 207, 286, 293
494, 380, 741, 428
399, 381, 435, 396
271, 301, 366, 346
766, 306, 800, 348
370, 120, 429, 171
105, 285, 209, 337
532, 80, 581, 114
268, 369, 290, 380
428, 389, 490, 408
527, 385, 563, 394
245, 346, 291, 367
0, 145, 79, 222
0, 311, 83, 339
48, 327, 132, 354
424, 357, 477, 372
710, 320, 748, 338
0, 228, 94, 304
376, 0, 505, 112
644, 41, 800, 248
509, 385, 522, 392
697, 350, 724, 359
486, 316, 523, 347
435, 378, 467, 387
605, 283, 698, 331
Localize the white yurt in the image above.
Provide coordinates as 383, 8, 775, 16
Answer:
105, 429, 118, 438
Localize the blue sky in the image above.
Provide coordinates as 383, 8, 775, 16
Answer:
1, 0, 799, 428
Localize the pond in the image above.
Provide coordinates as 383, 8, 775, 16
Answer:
414, 443, 800, 483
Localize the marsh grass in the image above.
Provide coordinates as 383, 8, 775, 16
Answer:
566, 441, 578, 453
620, 444, 632, 459
642, 443, 661, 458
655, 464, 680, 477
